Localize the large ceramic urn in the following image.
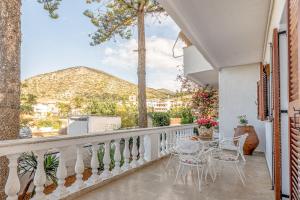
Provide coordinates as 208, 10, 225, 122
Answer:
234, 125, 259, 155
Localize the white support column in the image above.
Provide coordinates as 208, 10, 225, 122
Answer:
5, 154, 20, 200
100, 141, 112, 180
74, 145, 85, 190
144, 133, 160, 161
33, 151, 47, 199
88, 143, 99, 184
130, 136, 138, 168
112, 139, 121, 175
121, 138, 131, 171
138, 135, 145, 165
54, 148, 69, 198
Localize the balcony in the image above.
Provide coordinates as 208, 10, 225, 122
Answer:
0, 124, 273, 200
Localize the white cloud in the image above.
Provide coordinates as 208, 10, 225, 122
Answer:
101, 37, 183, 91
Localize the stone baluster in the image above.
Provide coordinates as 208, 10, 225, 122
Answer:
74, 145, 85, 189
121, 138, 131, 171
100, 141, 111, 179
138, 135, 145, 165
54, 148, 69, 198
165, 131, 169, 154
112, 139, 121, 175
33, 151, 47, 199
89, 143, 99, 184
161, 133, 166, 155
130, 136, 138, 168
5, 154, 20, 200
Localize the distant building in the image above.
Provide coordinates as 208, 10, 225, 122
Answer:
67, 116, 121, 136
33, 100, 59, 119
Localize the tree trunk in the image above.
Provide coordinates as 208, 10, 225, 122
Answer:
0, 0, 21, 198
137, 10, 147, 128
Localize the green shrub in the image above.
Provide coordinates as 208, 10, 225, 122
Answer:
169, 107, 194, 124
180, 107, 194, 124
151, 112, 170, 127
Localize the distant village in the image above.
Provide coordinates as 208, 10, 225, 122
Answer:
22, 95, 192, 138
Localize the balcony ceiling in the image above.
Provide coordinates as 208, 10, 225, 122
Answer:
160, 0, 271, 69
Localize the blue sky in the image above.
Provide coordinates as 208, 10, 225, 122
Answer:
21, 0, 183, 91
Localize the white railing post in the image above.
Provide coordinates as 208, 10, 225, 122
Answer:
112, 139, 121, 175
100, 141, 111, 180
121, 138, 131, 171
33, 151, 47, 199
89, 143, 99, 184
5, 154, 20, 200
74, 145, 85, 189
131, 136, 138, 168
54, 148, 69, 198
138, 135, 145, 165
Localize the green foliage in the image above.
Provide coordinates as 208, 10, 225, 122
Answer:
84, 99, 117, 116
37, 0, 62, 19
238, 115, 248, 125
169, 106, 194, 124
151, 112, 170, 127
20, 93, 37, 115
18, 152, 59, 198
20, 93, 37, 127
36, 116, 62, 129
179, 107, 194, 124
116, 102, 138, 128
84, 0, 164, 45
57, 102, 71, 118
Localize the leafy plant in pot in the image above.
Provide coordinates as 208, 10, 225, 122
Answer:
238, 115, 248, 126
196, 118, 218, 139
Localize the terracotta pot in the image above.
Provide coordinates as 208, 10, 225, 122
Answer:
234, 125, 259, 155
197, 126, 213, 139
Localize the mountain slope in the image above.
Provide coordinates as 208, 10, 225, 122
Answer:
22, 66, 171, 101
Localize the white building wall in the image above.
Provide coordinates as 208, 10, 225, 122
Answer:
219, 63, 265, 152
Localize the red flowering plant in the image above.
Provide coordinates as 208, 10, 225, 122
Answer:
196, 117, 218, 129
192, 85, 218, 118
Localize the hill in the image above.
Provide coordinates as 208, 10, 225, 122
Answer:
21, 66, 172, 101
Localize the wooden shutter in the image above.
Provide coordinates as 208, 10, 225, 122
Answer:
257, 63, 268, 121
272, 28, 282, 200
288, 0, 300, 199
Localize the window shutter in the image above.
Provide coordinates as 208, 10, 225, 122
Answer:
272, 28, 281, 200
288, 0, 300, 199
257, 63, 268, 121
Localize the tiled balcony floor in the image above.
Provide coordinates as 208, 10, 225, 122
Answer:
74, 154, 274, 200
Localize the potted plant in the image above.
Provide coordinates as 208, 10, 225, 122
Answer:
196, 117, 218, 139
238, 115, 248, 126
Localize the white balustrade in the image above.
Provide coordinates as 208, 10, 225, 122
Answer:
130, 136, 139, 168
161, 133, 166, 155
112, 139, 121, 175
5, 154, 20, 200
138, 135, 145, 165
89, 143, 99, 184
121, 138, 131, 171
100, 141, 112, 180
33, 151, 47, 200
0, 124, 196, 200
54, 148, 69, 198
74, 145, 85, 190
165, 131, 170, 154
